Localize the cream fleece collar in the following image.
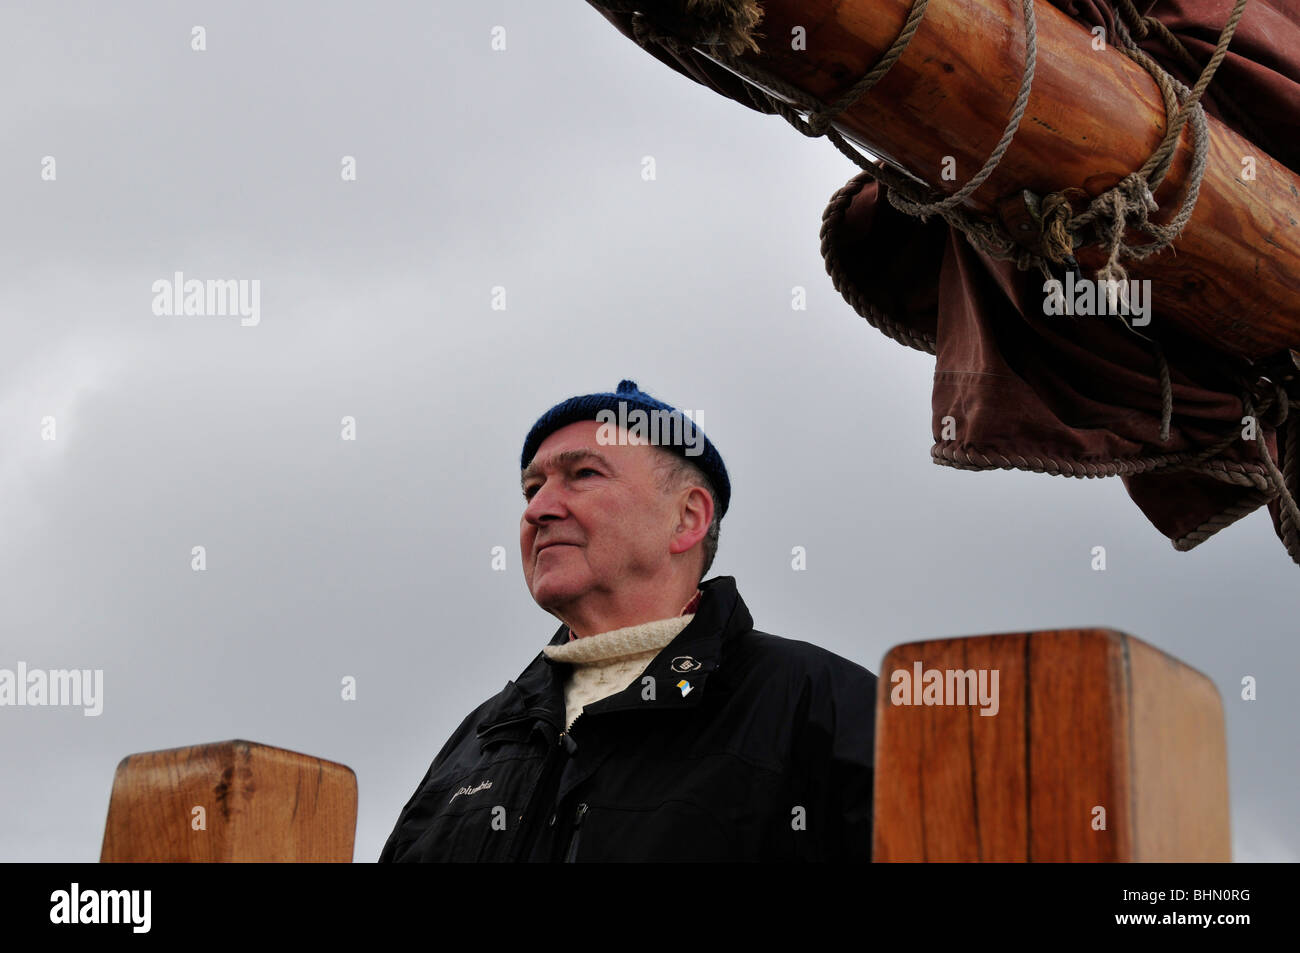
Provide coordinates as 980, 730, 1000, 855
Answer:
542, 614, 695, 665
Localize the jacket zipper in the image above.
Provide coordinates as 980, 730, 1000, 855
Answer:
564, 802, 589, 862
508, 711, 581, 862
559, 711, 583, 751
554, 713, 585, 861
503, 712, 565, 862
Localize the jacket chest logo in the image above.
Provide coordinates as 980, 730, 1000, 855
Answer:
448, 779, 493, 804
670, 656, 702, 674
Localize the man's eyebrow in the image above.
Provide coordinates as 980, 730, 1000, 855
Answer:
521, 449, 613, 489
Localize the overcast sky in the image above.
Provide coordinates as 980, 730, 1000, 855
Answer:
1, 0, 1295, 863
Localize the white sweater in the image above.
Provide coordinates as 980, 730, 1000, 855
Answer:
542, 607, 697, 731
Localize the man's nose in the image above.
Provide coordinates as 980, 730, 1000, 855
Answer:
523, 481, 567, 526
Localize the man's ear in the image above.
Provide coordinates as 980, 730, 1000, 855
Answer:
668, 486, 713, 556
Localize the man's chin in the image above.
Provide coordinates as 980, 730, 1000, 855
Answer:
528, 574, 588, 613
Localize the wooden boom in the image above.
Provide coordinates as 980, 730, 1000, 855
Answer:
631, 0, 1300, 362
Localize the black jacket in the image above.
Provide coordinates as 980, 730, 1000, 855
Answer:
379, 576, 877, 862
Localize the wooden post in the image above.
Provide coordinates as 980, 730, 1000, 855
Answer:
873, 628, 1230, 861
100, 739, 358, 862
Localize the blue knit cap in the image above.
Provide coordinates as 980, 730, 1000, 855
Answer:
520, 379, 730, 518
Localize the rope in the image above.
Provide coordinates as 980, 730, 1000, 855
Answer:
1283, 409, 1300, 561
890, 0, 1037, 216
819, 173, 939, 355
1114, 0, 1272, 150
630, 0, 933, 141
936, 447, 1268, 489
1171, 491, 1272, 550
805, 0, 932, 137
1152, 339, 1172, 443
1042, 0, 1249, 287
1245, 387, 1300, 563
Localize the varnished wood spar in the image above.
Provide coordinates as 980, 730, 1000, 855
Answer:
100, 739, 357, 862
657, 0, 1300, 361
873, 629, 1230, 861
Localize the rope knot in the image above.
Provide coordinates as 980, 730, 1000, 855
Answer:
1038, 188, 1086, 264
1121, 173, 1159, 215
1088, 173, 1164, 286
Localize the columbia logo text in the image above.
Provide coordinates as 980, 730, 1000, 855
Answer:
449, 779, 493, 804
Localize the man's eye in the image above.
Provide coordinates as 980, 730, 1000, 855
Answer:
524, 468, 598, 499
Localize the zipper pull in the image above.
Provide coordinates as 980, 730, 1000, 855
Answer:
558, 715, 580, 754
564, 802, 589, 863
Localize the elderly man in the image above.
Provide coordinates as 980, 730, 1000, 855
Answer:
379, 380, 878, 862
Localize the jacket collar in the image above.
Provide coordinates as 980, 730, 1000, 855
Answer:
476, 576, 752, 739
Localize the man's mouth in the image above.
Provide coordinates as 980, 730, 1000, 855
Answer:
537, 542, 578, 554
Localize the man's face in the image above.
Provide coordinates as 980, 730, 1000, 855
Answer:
519, 420, 678, 614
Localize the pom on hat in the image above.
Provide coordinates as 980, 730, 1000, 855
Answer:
520, 379, 730, 518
